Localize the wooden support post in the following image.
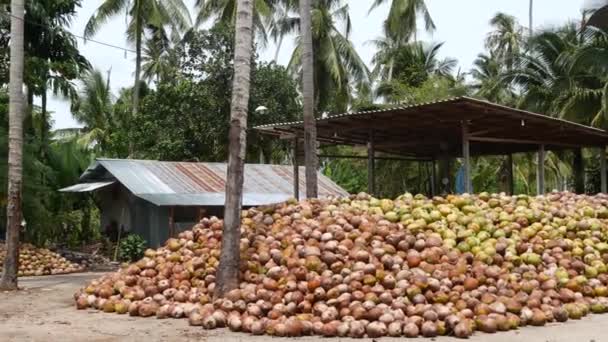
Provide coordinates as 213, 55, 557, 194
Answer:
169, 206, 175, 238
368, 130, 375, 195
574, 148, 585, 194
462, 122, 472, 194
537, 145, 545, 195
601, 146, 607, 193
430, 159, 437, 197
293, 137, 299, 199
439, 142, 450, 194
507, 154, 514, 195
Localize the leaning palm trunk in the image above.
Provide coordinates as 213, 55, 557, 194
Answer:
0, 0, 25, 291
215, 0, 254, 298
300, 0, 318, 198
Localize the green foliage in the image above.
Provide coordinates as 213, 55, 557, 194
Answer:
130, 26, 300, 162
118, 234, 147, 262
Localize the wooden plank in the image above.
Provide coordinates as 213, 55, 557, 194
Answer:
601, 147, 607, 193
507, 154, 514, 195
430, 159, 437, 196
368, 130, 375, 195
469, 136, 585, 148
537, 145, 545, 195
293, 137, 299, 199
462, 122, 472, 193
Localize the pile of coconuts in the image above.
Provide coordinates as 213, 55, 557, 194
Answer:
0, 243, 85, 276
75, 191, 608, 338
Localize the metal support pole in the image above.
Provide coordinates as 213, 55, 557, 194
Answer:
293, 137, 299, 199
368, 130, 375, 195
537, 145, 545, 195
507, 154, 514, 195
601, 146, 607, 193
430, 159, 436, 196
462, 122, 472, 194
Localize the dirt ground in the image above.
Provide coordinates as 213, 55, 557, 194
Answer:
1, 272, 608, 342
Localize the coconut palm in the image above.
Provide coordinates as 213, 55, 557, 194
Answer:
506, 24, 604, 125
215, 0, 255, 297
195, 0, 275, 44
84, 0, 191, 147
486, 13, 524, 69
369, 0, 435, 42
72, 69, 116, 153
374, 41, 457, 102
470, 53, 514, 104
273, 0, 369, 112
299, 0, 318, 198
0, 0, 25, 291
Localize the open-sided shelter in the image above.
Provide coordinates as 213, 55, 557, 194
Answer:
60, 158, 348, 246
255, 97, 608, 196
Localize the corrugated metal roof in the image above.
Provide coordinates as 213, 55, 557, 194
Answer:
58, 181, 116, 192
255, 96, 608, 135
67, 159, 348, 206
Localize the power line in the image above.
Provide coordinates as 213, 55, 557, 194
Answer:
1, 12, 136, 54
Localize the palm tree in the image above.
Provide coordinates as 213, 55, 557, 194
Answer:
84, 0, 191, 153
215, 0, 255, 298
507, 25, 601, 124
369, 0, 435, 42
369, 31, 406, 82
72, 69, 115, 153
470, 53, 514, 104
273, 0, 369, 112
374, 41, 457, 102
0, 0, 25, 291
485, 13, 524, 69
299, 0, 318, 198
195, 0, 275, 44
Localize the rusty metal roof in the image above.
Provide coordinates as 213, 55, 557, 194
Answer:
60, 158, 348, 206
255, 97, 608, 158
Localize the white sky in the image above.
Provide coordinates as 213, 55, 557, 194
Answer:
43, 0, 586, 129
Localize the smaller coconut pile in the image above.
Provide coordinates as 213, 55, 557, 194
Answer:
75, 192, 608, 338
0, 243, 85, 276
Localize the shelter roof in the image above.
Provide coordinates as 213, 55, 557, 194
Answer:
59, 158, 348, 206
255, 97, 608, 158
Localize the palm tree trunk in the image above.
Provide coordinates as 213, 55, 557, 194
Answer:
0, 0, 25, 291
529, 0, 533, 37
131, 19, 142, 157
41, 89, 48, 149
300, 0, 318, 198
215, 0, 254, 299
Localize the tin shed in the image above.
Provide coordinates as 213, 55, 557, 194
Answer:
60, 158, 348, 247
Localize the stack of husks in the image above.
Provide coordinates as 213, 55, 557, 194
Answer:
1, 243, 85, 276
75, 192, 608, 338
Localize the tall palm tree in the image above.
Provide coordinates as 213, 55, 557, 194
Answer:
506, 25, 601, 124
369, 0, 435, 42
374, 41, 457, 102
470, 53, 514, 104
72, 69, 115, 153
215, 0, 255, 298
486, 13, 524, 69
273, 0, 369, 112
529, 0, 534, 37
195, 0, 275, 44
299, 0, 317, 198
0, 0, 25, 291
84, 0, 191, 153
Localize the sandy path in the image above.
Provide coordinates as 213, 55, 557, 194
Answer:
1, 272, 607, 342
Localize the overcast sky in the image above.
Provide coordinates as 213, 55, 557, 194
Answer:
43, 0, 587, 130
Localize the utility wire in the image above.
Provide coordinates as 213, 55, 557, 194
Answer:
1, 11, 136, 54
